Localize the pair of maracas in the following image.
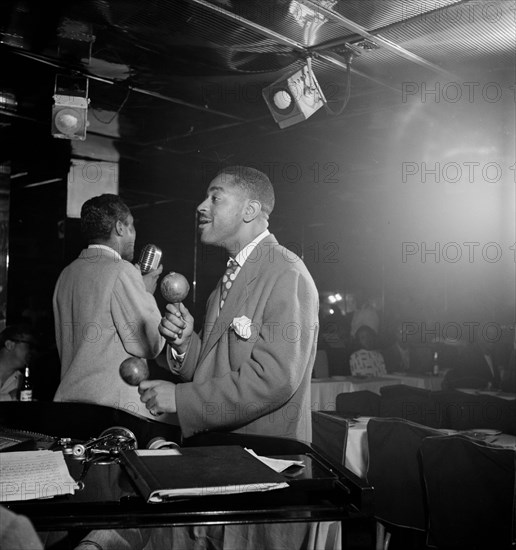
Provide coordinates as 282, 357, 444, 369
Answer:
119, 271, 189, 386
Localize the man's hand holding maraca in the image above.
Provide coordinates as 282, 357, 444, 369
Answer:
119, 356, 175, 416
139, 271, 192, 416
138, 378, 177, 416
159, 303, 194, 354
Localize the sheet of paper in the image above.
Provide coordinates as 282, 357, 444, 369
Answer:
0, 450, 78, 502
136, 449, 182, 457
245, 448, 305, 472
149, 481, 290, 502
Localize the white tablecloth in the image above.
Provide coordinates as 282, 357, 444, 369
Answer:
345, 417, 371, 478
311, 376, 406, 411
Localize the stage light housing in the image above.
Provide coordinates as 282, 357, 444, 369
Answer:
262, 64, 324, 129
51, 74, 89, 141
52, 94, 89, 140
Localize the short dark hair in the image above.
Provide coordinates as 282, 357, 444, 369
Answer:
217, 166, 275, 217
80, 194, 131, 242
0, 324, 37, 348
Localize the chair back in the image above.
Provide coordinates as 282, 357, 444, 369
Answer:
336, 390, 380, 417
420, 434, 516, 549
379, 384, 441, 428
434, 390, 516, 434
366, 417, 442, 531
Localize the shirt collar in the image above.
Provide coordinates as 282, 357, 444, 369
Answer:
232, 230, 270, 267
88, 244, 122, 261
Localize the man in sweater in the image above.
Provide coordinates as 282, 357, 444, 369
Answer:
53, 194, 164, 419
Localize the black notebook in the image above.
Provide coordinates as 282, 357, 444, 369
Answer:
120, 445, 290, 502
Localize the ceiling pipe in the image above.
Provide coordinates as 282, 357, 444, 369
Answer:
303, 0, 459, 79
3, 45, 246, 121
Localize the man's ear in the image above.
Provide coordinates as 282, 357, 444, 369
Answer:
243, 200, 261, 222
114, 219, 125, 236
4, 339, 15, 351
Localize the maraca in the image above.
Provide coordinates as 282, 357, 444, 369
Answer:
160, 272, 190, 303
119, 357, 162, 417
119, 356, 149, 386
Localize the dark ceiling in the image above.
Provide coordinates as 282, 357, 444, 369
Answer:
1, 0, 515, 324
2, 1, 514, 185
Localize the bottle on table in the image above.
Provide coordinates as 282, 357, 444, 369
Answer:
432, 351, 439, 377
19, 365, 33, 401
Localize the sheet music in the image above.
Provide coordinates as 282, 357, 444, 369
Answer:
0, 451, 78, 502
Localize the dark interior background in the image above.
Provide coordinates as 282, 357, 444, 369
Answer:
0, 0, 514, 395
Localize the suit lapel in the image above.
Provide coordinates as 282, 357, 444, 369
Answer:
198, 235, 277, 364
198, 267, 254, 364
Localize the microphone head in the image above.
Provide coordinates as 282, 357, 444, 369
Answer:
139, 244, 162, 274
147, 437, 181, 452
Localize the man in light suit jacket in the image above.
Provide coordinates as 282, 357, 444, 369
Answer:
53, 194, 164, 419
75, 173, 329, 550
139, 166, 319, 443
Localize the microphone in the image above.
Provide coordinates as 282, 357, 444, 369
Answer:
138, 244, 162, 274
146, 437, 181, 452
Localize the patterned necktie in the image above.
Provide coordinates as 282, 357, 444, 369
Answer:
219, 258, 239, 311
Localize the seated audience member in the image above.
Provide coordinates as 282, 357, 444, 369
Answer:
350, 297, 380, 339
381, 322, 411, 373
442, 326, 504, 390
0, 324, 36, 401
318, 307, 352, 376
350, 325, 387, 377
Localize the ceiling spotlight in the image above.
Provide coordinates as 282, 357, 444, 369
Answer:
262, 62, 324, 129
0, 90, 17, 112
53, 100, 88, 139
51, 75, 89, 141
272, 89, 294, 111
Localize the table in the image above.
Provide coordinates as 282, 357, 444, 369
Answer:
0, 402, 375, 550
456, 388, 516, 401
312, 411, 516, 550
8, 446, 368, 529
311, 377, 402, 411
312, 412, 516, 481
311, 412, 369, 478
382, 372, 445, 391
346, 418, 516, 480
311, 373, 447, 412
